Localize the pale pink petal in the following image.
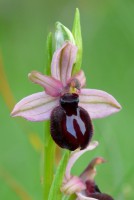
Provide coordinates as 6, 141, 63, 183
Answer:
65, 141, 98, 180
51, 41, 77, 86
11, 92, 59, 121
76, 192, 98, 200
79, 89, 121, 119
28, 71, 63, 97
61, 176, 86, 195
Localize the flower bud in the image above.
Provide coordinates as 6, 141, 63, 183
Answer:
55, 22, 75, 49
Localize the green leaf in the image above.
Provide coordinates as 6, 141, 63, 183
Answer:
55, 22, 75, 50
45, 32, 53, 75
72, 8, 82, 75
48, 150, 70, 200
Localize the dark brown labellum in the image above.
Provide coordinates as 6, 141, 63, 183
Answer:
85, 181, 114, 200
50, 93, 93, 151
89, 193, 114, 200
85, 180, 99, 194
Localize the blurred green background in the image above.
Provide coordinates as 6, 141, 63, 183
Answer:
0, 0, 134, 199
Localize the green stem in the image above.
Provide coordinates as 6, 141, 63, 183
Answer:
44, 121, 56, 199
43, 32, 54, 199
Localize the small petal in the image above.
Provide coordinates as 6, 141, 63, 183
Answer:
80, 157, 106, 182
11, 92, 59, 121
67, 70, 86, 88
76, 192, 98, 200
79, 89, 121, 119
51, 42, 78, 86
28, 71, 63, 97
65, 141, 98, 180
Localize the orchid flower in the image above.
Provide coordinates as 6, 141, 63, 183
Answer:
61, 141, 114, 200
11, 41, 121, 150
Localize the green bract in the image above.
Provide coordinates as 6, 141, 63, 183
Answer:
72, 8, 82, 75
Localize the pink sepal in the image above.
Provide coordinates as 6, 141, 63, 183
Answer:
11, 92, 59, 121
65, 141, 98, 180
79, 89, 121, 119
